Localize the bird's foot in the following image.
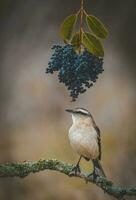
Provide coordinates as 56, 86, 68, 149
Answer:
86, 171, 98, 183
69, 165, 81, 177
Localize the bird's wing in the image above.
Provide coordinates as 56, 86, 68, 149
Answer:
90, 113, 102, 160
94, 125, 101, 160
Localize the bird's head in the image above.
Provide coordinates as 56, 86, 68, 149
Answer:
66, 108, 92, 125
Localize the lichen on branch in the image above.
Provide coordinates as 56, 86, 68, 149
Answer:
0, 159, 136, 200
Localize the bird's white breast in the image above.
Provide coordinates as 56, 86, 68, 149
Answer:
68, 125, 99, 160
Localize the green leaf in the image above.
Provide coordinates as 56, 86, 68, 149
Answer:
83, 32, 104, 57
60, 14, 77, 41
71, 32, 80, 50
86, 15, 109, 39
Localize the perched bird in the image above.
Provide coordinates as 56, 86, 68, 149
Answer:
66, 107, 106, 178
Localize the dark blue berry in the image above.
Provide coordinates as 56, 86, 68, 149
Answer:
46, 44, 104, 101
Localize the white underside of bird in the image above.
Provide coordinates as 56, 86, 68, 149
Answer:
69, 125, 99, 160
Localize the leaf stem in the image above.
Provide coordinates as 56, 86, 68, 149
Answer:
79, 0, 84, 53
83, 9, 88, 16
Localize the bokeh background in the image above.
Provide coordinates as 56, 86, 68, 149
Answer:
0, 0, 136, 199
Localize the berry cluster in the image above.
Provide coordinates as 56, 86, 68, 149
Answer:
46, 45, 104, 101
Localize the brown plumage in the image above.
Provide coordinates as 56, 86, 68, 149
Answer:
66, 107, 106, 177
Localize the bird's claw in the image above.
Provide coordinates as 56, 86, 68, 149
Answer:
86, 171, 98, 183
69, 165, 81, 176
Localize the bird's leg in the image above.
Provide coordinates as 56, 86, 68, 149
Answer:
75, 156, 82, 173
69, 156, 82, 176
87, 160, 98, 181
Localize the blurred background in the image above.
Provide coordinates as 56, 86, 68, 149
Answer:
0, 0, 136, 199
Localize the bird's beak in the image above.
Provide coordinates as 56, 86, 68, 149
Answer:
65, 109, 74, 113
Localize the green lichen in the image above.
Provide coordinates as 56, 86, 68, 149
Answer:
0, 159, 136, 200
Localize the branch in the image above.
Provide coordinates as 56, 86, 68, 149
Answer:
0, 159, 135, 199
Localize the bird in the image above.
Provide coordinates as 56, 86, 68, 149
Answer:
66, 107, 106, 179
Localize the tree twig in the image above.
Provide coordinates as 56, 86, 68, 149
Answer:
0, 159, 135, 199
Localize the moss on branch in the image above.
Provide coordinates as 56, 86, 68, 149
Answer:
0, 159, 136, 199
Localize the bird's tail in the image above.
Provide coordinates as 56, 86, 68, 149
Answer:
93, 159, 106, 177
